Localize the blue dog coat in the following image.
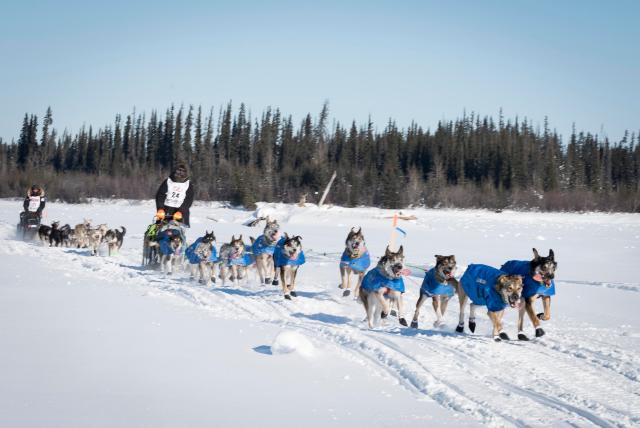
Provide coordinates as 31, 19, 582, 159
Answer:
157, 228, 183, 256
339, 249, 371, 273
460, 264, 508, 312
274, 238, 306, 267
420, 268, 455, 298
185, 238, 218, 264
361, 267, 405, 293
500, 260, 556, 299
226, 245, 254, 267
252, 235, 278, 256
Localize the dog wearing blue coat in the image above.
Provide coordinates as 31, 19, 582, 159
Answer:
185, 231, 217, 285
252, 217, 280, 285
410, 255, 460, 329
339, 227, 371, 298
273, 233, 305, 300
457, 264, 524, 341
359, 246, 407, 328
501, 248, 557, 340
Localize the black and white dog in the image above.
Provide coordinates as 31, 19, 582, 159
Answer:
219, 235, 249, 286
49, 223, 71, 247
104, 226, 126, 256
185, 231, 217, 285
501, 248, 558, 340
339, 227, 371, 298
273, 233, 305, 300
359, 246, 407, 328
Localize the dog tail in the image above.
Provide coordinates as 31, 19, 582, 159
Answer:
120, 226, 127, 236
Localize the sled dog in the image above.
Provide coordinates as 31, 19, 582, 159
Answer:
339, 227, 371, 298
219, 235, 250, 286
185, 231, 217, 285
501, 248, 557, 340
274, 233, 305, 300
252, 217, 280, 285
104, 226, 126, 256
411, 255, 460, 329
359, 246, 407, 328
457, 264, 524, 341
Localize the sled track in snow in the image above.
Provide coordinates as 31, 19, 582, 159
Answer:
2, 230, 640, 428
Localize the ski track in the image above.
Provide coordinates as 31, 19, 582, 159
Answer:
2, 221, 639, 428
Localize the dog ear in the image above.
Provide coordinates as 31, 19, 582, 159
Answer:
284, 232, 290, 240
296, 235, 302, 241
385, 245, 392, 257
231, 235, 235, 241
239, 234, 243, 241
397, 245, 404, 256
548, 249, 554, 260
435, 254, 443, 261
357, 226, 362, 234
450, 255, 456, 262
532, 248, 540, 260
250, 236, 255, 244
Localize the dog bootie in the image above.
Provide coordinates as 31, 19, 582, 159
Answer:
537, 313, 549, 321
284, 294, 291, 300
389, 309, 397, 317
380, 311, 388, 319
399, 318, 408, 327
290, 291, 297, 297
517, 332, 530, 341
535, 327, 545, 337
265, 277, 271, 285
410, 320, 419, 329
468, 319, 477, 333
498, 331, 510, 341
272, 279, 279, 286
342, 289, 351, 297
455, 323, 464, 333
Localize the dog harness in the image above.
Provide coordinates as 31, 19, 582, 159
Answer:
274, 238, 306, 267
500, 260, 556, 299
185, 238, 218, 264
252, 235, 278, 256
164, 178, 190, 208
339, 249, 371, 273
157, 228, 183, 256
420, 267, 455, 298
360, 267, 405, 293
460, 264, 508, 312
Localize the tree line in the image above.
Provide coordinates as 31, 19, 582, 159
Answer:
0, 103, 638, 212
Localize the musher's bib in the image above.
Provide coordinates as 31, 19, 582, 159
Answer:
164, 178, 190, 208
28, 196, 41, 212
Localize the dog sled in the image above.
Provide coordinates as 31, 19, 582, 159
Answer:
17, 212, 41, 241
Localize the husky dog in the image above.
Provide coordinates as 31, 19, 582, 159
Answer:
49, 222, 71, 247
252, 217, 281, 285
87, 227, 105, 256
38, 222, 55, 243
457, 264, 524, 341
219, 235, 249, 286
411, 255, 460, 329
185, 231, 217, 285
339, 227, 371, 298
104, 226, 126, 256
359, 246, 407, 328
273, 233, 305, 300
501, 248, 558, 340
152, 227, 184, 274
73, 218, 92, 248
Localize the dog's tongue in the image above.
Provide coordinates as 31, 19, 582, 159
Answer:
400, 268, 411, 276
533, 273, 543, 282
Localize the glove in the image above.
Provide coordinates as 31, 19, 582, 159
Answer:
173, 211, 183, 222
156, 209, 166, 220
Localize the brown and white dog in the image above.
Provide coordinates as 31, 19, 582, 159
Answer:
72, 218, 92, 248
410, 255, 460, 329
457, 264, 524, 341
339, 227, 371, 298
359, 246, 408, 328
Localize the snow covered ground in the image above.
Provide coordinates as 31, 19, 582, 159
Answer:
1, 199, 639, 427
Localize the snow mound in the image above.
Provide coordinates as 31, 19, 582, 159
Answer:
271, 330, 315, 357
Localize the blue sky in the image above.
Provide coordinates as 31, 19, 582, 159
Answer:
1, 0, 638, 142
